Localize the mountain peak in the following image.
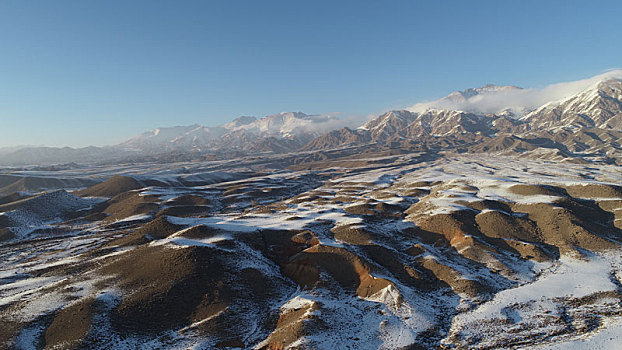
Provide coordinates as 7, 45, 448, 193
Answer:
476, 84, 522, 92
596, 77, 622, 92
407, 72, 622, 117
409, 83, 527, 115
445, 84, 523, 102
113, 111, 343, 155
224, 116, 257, 129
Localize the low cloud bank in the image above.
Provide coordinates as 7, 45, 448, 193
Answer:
297, 113, 373, 133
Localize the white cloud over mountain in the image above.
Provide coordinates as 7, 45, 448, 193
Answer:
408, 69, 622, 115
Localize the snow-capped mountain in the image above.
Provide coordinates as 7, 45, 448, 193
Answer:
227, 112, 337, 137
447, 84, 522, 100
409, 84, 526, 115
522, 78, 622, 130
121, 125, 227, 152
119, 112, 341, 153
359, 110, 418, 141
408, 70, 622, 118
2, 71, 622, 166
305, 73, 622, 159
358, 109, 492, 141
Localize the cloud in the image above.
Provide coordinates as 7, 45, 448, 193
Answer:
298, 112, 374, 133
408, 69, 622, 115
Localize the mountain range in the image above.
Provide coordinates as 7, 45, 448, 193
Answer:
2, 72, 622, 349
1, 72, 621, 166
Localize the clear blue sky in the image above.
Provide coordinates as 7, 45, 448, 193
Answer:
1, 0, 620, 147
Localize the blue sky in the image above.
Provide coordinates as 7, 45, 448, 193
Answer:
1, 0, 620, 147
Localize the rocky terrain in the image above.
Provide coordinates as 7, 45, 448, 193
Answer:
0, 72, 621, 349
0, 151, 621, 349
306, 76, 622, 166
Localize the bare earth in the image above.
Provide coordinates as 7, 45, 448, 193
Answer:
0, 152, 621, 349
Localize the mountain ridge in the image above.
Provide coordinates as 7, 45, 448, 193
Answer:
1, 72, 621, 166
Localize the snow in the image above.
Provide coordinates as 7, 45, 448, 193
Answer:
443, 251, 622, 348
151, 234, 232, 249
397, 155, 622, 221
1, 153, 621, 349
256, 286, 439, 350
113, 213, 152, 223
13, 324, 44, 350
0, 190, 104, 241
167, 201, 365, 235
408, 70, 622, 117
281, 294, 315, 311
120, 111, 343, 153
0, 276, 66, 307
459, 254, 615, 318
0, 281, 67, 322
178, 308, 227, 333
530, 316, 622, 350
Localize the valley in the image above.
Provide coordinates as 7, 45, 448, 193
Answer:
1, 153, 621, 349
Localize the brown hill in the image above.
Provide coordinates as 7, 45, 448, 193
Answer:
76, 175, 144, 198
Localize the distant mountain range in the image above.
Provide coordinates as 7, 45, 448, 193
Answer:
120, 112, 341, 154
1, 72, 621, 166
0, 112, 344, 166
